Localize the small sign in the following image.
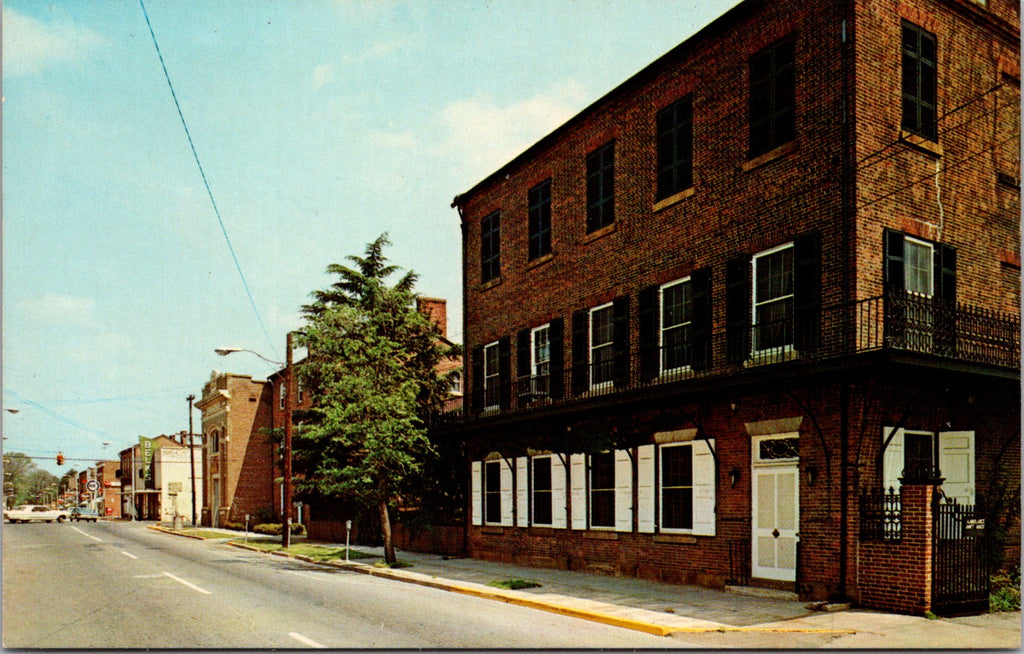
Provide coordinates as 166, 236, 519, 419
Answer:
167, 482, 182, 492
86, 480, 99, 492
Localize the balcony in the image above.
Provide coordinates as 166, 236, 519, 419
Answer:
430, 293, 1019, 427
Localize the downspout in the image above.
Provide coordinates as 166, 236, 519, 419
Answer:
453, 194, 470, 556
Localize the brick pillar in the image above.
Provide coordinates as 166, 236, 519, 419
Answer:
899, 482, 938, 614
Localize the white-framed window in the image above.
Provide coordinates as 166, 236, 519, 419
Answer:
279, 383, 286, 409
589, 451, 615, 528
903, 236, 934, 297
483, 341, 500, 409
484, 460, 502, 524
531, 455, 553, 526
752, 242, 794, 352
450, 371, 463, 396
660, 278, 693, 374
296, 379, 304, 404
638, 439, 715, 536
531, 324, 550, 395
590, 303, 615, 388
659, 443, 694, 530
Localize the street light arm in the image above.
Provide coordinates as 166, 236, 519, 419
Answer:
214, 347, 284, 366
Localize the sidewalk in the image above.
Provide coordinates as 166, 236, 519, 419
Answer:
163, 526, 1022, 648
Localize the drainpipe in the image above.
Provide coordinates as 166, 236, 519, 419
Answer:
839, 383, 849, 599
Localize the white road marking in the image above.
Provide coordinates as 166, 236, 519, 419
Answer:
288, 632, 326, 648
120, 551, 138, 559
71, 526, 102, 542
162, 571, 211, 595
133, 574, 164, 579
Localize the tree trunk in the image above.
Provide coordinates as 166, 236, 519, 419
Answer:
379, 498, 395, 564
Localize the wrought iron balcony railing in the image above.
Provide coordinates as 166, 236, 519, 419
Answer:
430, 293, 1019, 426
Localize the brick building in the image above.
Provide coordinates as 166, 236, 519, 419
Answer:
196, 371, 274, 527
444, 0, 1019, 614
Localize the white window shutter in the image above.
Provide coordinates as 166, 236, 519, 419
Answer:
881, 427, 904, 494
470, 461, 482, 526
692, 438, 716, 536
570, 453, 587, 529
552, 456, 568, 529
938, 431, 975, 504
516, 457, 528, 527
499, 460, 514, 526
637, 444, 655, 533
614, 449, 633, 532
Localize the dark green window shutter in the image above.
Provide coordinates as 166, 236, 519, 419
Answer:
884, 229, 907, 347
934, 243, 957, 356
794, 231, 821, 352
571, 309, 589, 396
549, 317, 565, 400
498, 336, 511, 410
612, 295, 631, 387
470, 345, 484, 413
638, 285, 659, 381
517, 328, 531, 380
691, 267, 712, 371
726, 256, 751, 363
884, 229, 906, 294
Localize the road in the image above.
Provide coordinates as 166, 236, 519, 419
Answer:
3, 521, 676, 648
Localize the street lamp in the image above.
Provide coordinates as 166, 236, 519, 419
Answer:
187, 394, 197, 527
215, 335, 298, 548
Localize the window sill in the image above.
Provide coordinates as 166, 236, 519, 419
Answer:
582, 222, 617, 244
583, 530, 618, 540
479, 277, 502, 292
899, 130, 943, 157
652, 187, 695, 213
526, 252, 555, 271
653, 533, 698, 544
741, 140, 799, 172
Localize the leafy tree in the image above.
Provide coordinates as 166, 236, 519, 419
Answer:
2, 453, 58, 507
296, 234, 456, 563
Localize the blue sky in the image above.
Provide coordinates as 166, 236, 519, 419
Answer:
3, 0, 741, 476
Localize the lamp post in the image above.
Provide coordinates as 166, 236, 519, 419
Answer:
215, 338, 295, 548
187, 394, 197, 527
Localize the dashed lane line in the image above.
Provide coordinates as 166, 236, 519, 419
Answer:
289, 632, 326, 648
71, 526, 102, 542
162, 571, 211, 595
120, 551, 138, 559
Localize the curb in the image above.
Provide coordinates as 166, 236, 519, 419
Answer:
147, 525, 204, 540
222, 541, 855, 638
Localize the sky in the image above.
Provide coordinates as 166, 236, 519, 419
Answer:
2, 0, 742, 477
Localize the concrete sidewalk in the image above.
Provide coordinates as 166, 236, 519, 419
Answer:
161, 526, 1021, 648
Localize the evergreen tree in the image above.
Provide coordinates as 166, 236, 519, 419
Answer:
296, 235, 456, 563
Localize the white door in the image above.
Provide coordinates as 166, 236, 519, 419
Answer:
752, 463, 799, 582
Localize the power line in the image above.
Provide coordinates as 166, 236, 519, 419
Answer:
3, 389, 119, 443
138, 0, 279, 361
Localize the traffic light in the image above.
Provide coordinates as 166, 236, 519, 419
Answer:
56, 453, 65, 466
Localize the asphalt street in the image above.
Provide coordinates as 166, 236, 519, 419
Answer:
2, 520, 678, 649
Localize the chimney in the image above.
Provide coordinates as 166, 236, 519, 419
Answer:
416, 297, 447, 339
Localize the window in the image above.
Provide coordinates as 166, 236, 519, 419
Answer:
904, 237, 934, 297
449, 371, 462, 396
904, 431, 936, 481
210, 431, 220, 454
279, 383, 285, 410
902, 21, 937, 141
586, 141, 615, 233
661, 278, 693, 373
484, 460, 501, 524
530, 324, 550, 395
297, 379, 304, 404
589, 452, 615, 528
532, 456, 553, 525
589, 303, 615, 387
660, 444, 694, 530
753, 243, 794, 351
749, 37, 796, 156
483, 342, 500, 409
656, 96, 693, 199
528, 179, 552, 260
481, 211, 501, 283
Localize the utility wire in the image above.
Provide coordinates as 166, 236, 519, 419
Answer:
138, 0, 279, 361
4, 389, 119, 443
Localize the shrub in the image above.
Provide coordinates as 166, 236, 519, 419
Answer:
252, 522, 306, 536
223, 522, 246, 531
990, 566, 1021, 612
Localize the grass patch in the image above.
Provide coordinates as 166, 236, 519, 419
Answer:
487, 578, 541, 591
373, 559, 413, 569
241, 541, 377, 562
173, 528, 239, 539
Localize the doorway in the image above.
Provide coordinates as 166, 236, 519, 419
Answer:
751, 434, 799, 582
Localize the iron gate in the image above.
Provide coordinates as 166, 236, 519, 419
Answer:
932, 497, 989, 615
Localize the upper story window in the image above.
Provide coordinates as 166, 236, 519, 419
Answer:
531, 324, 550, 395
480, 211, 501, 284
532, 456, 553, 526
279, 383, 285, 409
296, 379, 304, 404
589, 303, 615, 387
749, 36, 796, 157
528, 179, 552, 260
589, 452, 615, 528
903, 236, 934, 297
209, 431, 220, 454
450, 370, 463, 396
901, 21, 937, 141
483, 341, 501, 410
656, 96, 694, 199
661, 278, 693, 373
752, 243, 794, 352
586, 141, 615, 233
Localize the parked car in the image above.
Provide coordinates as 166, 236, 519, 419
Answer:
69, 507, 100, 522
4, 505, 69, 523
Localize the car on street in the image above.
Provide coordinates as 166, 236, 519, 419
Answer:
69, 507, 100, 522
4, 505, 69, 523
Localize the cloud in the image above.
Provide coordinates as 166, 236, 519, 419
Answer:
437, 79, 591, 185
22, 294, 96, 327
2, 9, 106, 78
